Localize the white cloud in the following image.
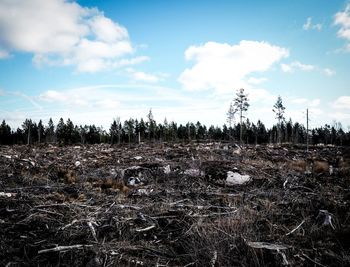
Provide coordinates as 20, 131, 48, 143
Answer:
28, 84, 229, 128
309, 108, 323, 115
281, 61, 315, 73
40, 90, 68, 102
39, 87, 123, 108
281, 61, 335, 76
332, 96, 350, 109
3, 84, 350, 130
89, 15, 128, 43
0, 0, 142, 72
294, 62, 315, 71
38, 84, 185, 111
17, 84, 274, 129
96, 99, 120, 109
303, 17, 322, 31
334, 3, 350, 51
178, 40, 289, 94
248, 88, 276, 104
126, 68, 166, 83
290, 97, 320, 108
115, 56, 150, 67
0, 0, 88, 53
246, 77, 268, 85
329, 111, 350, 121
280, 63, 292, 73
291, 98, 308, 104
323, 68, 336, 76
132, 71, 160, 83
310, 99, 320, 107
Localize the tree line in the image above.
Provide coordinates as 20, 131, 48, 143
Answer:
0, 90, 349, 146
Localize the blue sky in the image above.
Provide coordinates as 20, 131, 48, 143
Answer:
0, 0, 350, 130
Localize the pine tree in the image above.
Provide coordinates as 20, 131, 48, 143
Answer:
65, 118, 74, 144
22, 119, 33, 145
0, 120, 12, 145
227, 102, 236, 128
45, 118, 55, 143
272, 96, 286, 144
147, 109, 156, 141
110, 119, 118, 144
56, 118, 65, 144
37, 120, 44, 144
125, 118, 135, 144
79, 125, 88, 144
232, 88, 249, 145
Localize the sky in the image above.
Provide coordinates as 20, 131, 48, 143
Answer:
0, 0, 350, 130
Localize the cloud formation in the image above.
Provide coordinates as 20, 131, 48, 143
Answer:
334, 3, 350, 51
178, 40, 289, 94
126, 68, 163, 83
303, 17, 322, 31
290, 97, 320, 107
281, 61, 315, 73
0, 0, 142, 72
333, 96, 350, 109
281, 61, 335, 76
31, 84, 226, 128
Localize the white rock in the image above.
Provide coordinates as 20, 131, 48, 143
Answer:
0, 192, 15, 198
233, 148, 241, 155
135, 188, 153, 196
163, 165, 171, 174
75, 161, 81, 167
226, 171, 251, 185
134, 156, 142, 160
128, 177, 140, 186
329, 165, 334, 175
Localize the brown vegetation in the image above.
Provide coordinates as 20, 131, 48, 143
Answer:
0, 143, 349, 266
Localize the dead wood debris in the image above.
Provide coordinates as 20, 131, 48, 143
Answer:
0, 143, 349, 266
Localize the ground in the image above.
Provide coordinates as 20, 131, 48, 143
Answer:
0, 143, 349, 266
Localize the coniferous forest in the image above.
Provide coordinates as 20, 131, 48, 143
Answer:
1, 115, 349, 146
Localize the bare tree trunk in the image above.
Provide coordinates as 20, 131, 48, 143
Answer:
278, 119, 281, 144
240, 109, 243, 145
27, 126, 31, 145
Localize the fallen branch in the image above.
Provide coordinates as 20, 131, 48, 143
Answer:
283, 177, 289, 189
38, 244, 93, 254
116, 204, 142, 210
278, 250, 289, 266
247, 241, 289, 250
135, 225, 156, 232
60, 219, 79, 230
87, 221, 98, 242
286, 220, 305, 236
210, 250, 217, 267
